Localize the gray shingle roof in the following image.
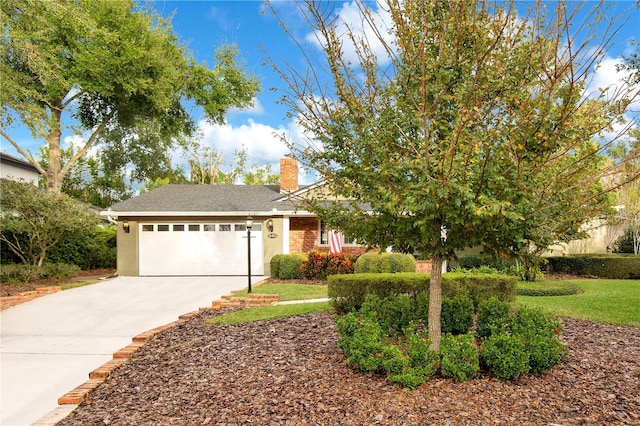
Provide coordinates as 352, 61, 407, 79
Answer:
107, 184, 299, 215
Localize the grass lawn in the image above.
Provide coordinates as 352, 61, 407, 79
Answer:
517, 279, 640, 327
209, 301, 332, 325
212, 279, 640, 327
228, 283, 328, 301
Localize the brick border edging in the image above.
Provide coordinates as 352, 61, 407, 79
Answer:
33, 283, 280, 425
0, 286, 63, 311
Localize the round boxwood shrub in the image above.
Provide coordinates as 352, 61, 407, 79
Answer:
354, 252, 416, 273
270, 254, 307, 279
441, 295, 474, 334
481, 334, 531, 380
335, 293, 567, 386
440, 332, 480, 382
477, 297, 510, 338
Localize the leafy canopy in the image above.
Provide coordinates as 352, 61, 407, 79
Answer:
272, 0, 639, 348
0, 0, 259, 192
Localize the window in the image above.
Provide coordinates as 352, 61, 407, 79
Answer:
219, 224, 231, 231
188, 224, 200, 231
158, 225, 169, 232
142, 224, 154, 232
204, 224, 215, 231
319, 221, 356, 246
173, 224, 184, 232
235, 224, 246, 232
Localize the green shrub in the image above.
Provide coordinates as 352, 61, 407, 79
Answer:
388, 327, 438, 388
443, 272, 517, 308
354, 252, 416, 273
524, 335, 568, 376
611, 227, 638, 254
510, 306, 562, 340
359, 294, 416, 334
389, 365, 437, 389
335, 313, 385, 372
335, 290, 567, 386
477, 297, 510, 338
41, 263, 81, 280
441, 295, 474, 334
0, 262, 80, 284
269, 254, 286, 278
546, 255, 640, 279
516, 281, 581, 296
46, 225, 117, 269
328, 272, 517, 314
0, 264, 41, 283
328, 272, 432, 314
481, 334, 530, 380
456, 255, 519, 271
439, 333, 480, 382
272, 254, 308, 279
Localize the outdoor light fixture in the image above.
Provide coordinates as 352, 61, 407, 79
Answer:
122, 220, 130, 233
246, 215, 253, 293
267, 218, 274, 233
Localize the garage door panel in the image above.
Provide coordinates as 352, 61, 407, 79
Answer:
139, 223, 263, 276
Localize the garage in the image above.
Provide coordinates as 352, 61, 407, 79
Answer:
139, 222, 264, 276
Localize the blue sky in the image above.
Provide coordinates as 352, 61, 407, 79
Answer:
1, 1, 639, 184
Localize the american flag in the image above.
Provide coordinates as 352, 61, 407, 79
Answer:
329, 230, 343, 253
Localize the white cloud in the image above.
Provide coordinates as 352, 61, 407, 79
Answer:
196, 118, 317, 184
305, 1, 394, 67
586, 56, 639, 140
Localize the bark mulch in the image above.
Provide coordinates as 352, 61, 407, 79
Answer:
58, 310, 640, 426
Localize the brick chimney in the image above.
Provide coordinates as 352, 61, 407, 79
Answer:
280, 157, 298, 192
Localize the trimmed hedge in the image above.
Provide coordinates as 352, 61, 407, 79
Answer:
546, 255, 640, 279
328, 272, 517, 314
354, 252, 416, 273
455, 255, 518, 271
269, 254, 308, 279
516, 281, 581, 297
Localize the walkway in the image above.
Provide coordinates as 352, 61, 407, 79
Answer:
0, 276, 259, 426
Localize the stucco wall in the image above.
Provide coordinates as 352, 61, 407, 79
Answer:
0, 162, 39, 185
116, 219, 139, 276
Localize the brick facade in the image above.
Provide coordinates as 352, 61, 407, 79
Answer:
289, 217, 318, 253
288, 217, 370, 256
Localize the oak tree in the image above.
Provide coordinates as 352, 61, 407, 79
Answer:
0, 0, 259, 192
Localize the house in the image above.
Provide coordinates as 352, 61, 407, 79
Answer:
0, 152, 40, 185
104, 158, 366, 277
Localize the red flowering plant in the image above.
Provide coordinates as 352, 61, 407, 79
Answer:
300, 251, 357, 280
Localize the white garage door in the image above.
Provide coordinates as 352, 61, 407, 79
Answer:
139, 222, 264, 276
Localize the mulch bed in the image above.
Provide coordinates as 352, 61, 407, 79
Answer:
58, 310, 640, 425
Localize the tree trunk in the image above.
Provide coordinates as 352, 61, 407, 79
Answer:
46, 108, 64, 193
428, 253, 444, 351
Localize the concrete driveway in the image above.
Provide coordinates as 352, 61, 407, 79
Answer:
0, 275, 260, 426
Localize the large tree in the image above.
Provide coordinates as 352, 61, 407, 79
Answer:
0, 0, 259, 192
273, 0, 639, 349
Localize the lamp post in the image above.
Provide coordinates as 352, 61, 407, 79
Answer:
246, 215, 253, 293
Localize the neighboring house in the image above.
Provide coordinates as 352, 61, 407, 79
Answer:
104, 158, 366, 277
546, 216, 625, 255
0, 152, 40, 185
